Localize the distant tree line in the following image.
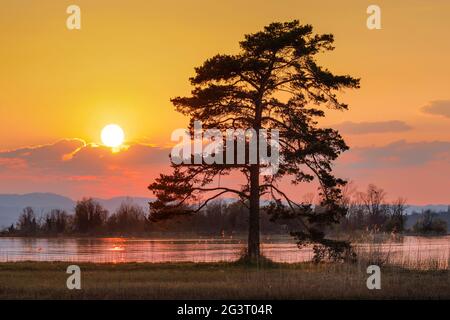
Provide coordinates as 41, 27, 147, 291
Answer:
1, 198, 286, 236
410, 210, 448, 235
337, 184, 408, 233
337, 184, 448, 235
1, 186, 448, 237
3, 198, 146, 236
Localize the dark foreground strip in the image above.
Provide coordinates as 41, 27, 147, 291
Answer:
1, 300, 446, 319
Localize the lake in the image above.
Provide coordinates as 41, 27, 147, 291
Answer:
0, 235, 448, 268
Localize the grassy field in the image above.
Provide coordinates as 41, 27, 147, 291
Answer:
0, 261, 448, 299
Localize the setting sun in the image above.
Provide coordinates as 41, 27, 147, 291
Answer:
101, 124, 125, 148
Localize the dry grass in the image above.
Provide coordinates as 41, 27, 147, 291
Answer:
352, 234, 449, 270
0, 261, 448, 299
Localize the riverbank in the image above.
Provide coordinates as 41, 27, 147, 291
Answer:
0, 261, 448, 299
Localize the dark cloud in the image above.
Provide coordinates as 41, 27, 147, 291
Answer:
0, 139, 171, 176
422, 100, 450, 118
340, 140, 450, 168
1, 139, 449, 202
2, 139, 449, 175
334, 120, 412, 134
0, 139, 85, 165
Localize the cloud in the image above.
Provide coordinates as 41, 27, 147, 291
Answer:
0, 139, 85, 165
0, 139, 170, 175
335, 140, 450, 204
334, 120, 412, 134
1, 138, 449, 203
339, 140, 450, 168
0, 139, 173, 198
422, 100, 450, 118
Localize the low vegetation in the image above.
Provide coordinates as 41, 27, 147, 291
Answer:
0, 260, 447, 299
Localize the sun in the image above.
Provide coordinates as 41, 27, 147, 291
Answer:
101, 124, 125, 148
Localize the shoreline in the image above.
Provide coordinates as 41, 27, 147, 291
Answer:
1, 232, 448, 239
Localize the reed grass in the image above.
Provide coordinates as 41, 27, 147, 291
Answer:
0, 260, 448, 299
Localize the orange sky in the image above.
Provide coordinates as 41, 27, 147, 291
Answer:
0, 0, 449, 203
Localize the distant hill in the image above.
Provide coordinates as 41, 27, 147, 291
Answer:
0, 193, 74, 208
0, 193, 74, 228
94, 196, 153, 213
0, 193, 154, 228
406, 205, 450, 214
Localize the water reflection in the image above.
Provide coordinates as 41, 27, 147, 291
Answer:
0, 235, 448, 269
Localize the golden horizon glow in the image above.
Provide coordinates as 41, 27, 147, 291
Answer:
101, 124, 125, 148
1, 1, 450, 149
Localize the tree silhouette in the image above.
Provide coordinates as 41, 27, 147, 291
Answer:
149, 21, 359, 262
17, 207, 38, 235
73, 198, 108, 234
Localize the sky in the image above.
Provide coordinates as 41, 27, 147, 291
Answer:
0, 0, 449, 204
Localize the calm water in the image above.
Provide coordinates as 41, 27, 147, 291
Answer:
0, 235, 448, 268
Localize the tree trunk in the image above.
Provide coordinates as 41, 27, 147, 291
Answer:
248, 94, 263, 262
248, 163, 260, 261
